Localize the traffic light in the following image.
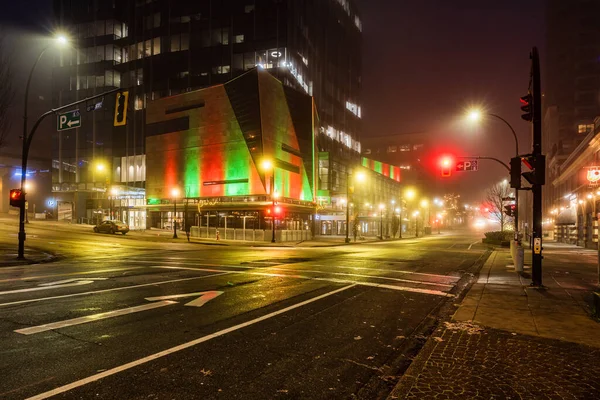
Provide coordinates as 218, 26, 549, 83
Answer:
510, 157, 522, 189
113, 91, 129, 127
9, 189, 24, 208
522, 154, 546, 186
520, 94, 533, 122
504, 204, 515, 217
274, 206, 282, 215
440, 156, 452, 177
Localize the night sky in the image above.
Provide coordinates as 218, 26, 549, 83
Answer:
1, 0, 544, 203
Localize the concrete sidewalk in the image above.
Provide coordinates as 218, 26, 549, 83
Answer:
453, 245, 599, 347
389, 243, 600, 399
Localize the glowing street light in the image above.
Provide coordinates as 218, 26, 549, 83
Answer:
17, 33, 72, 259
405, 188, 416, 201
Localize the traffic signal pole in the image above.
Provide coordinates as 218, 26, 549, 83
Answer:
17, 88, 120, 259
531, 47, 543, 286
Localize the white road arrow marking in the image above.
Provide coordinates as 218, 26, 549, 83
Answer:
145, 291, 224, 307
0, 279, 102, 296
15, 301, 177, 335
14, 291, 224, 335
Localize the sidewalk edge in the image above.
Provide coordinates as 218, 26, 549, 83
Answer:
386, 249, 494, 399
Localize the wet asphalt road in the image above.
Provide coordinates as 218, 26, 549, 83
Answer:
0, 224, 489, 400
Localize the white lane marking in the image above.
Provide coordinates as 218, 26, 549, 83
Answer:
153, 267, 454, 297
468, 241, 479, 250
0, 268, 144, 284
0, 272, 231, 308
0, 280, 97, 296
145, 291, 224, 307
26, 284, 356, 400
124, 259, 459, 281
39, 278, 108, 286
15, 301, 177, 335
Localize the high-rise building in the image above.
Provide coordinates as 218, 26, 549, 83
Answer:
52, 0, 362, 227
543, 0, 600, 233
544, 0, 600, 155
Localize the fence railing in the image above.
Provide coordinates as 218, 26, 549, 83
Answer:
190, 227, 311, 242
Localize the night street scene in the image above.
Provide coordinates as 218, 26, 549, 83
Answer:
0, 0, 600, 399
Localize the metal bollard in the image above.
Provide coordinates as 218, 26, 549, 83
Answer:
515, 245, 524, 273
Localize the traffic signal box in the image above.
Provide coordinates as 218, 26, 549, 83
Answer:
504, 204, 516, 217
521, 154, 546, 186
9, 189, 24, 208
510, 157, 522, 189
520, 94, 533, 122
440, 157, 452, 177
113, 91, 129, 127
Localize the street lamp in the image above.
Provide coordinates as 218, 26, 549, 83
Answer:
110, 187, 118, 220
171, 187, 180, 239
466, 107, 520, 237
379, 203, 385, 240
18, 34, 69, 259
413, 210, 420, 237
345, 169, 366, 243
261, 159, 277, 243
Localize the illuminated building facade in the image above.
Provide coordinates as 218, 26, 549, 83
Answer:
52, 0, 362, 229
145, 69, 317, 238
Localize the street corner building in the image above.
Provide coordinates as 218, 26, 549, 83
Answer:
144, 69, 318, 241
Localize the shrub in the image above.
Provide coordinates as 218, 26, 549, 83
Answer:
484, 231, 514, 242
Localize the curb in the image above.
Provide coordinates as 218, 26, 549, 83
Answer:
0, 250, 61, 268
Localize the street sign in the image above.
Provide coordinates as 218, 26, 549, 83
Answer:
57, 109, 81, 131
86, 100, 103, 112
456, 160, 479, 172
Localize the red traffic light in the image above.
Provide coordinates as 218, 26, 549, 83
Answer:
520, 94, 533, 122
9, 189, 24, 208
440, 155, 454, 177
274, 206, 282, 214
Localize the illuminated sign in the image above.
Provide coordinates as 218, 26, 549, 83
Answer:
587, 167, 600, 183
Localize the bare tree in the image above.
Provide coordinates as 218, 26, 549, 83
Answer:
485, 182, 513, 232
0, 32, 15, 149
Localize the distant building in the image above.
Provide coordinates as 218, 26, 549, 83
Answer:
360, 132, 434, 188
544, 0, 600, 153
52, 0, 362, 228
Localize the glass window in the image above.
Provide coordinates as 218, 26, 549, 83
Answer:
181, 15, 191, 23
234, 34, 245, 44
578, 124, 594, 134
96, 74, 105, 88
153, 37, 161, 55
144, 40, 151, 57
105, 70, 114, 86
171, 35, 180, 52
136, 69, 143, 85
114, 21, 123, 38
181, 33, 189, 50
105, 45, 114, 61
233, 53, 243, 71
113, 71, 121, 87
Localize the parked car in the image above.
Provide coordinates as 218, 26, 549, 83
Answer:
93, 220, 130, 235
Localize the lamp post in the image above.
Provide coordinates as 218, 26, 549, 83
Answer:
261, 159, 277, 243
379, 204, 385, 240
346, 170, 366, 243
467, 109, 520, 237
171, 188, 180, 239
18, 35, 68, 260
413, 211, 420, 237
